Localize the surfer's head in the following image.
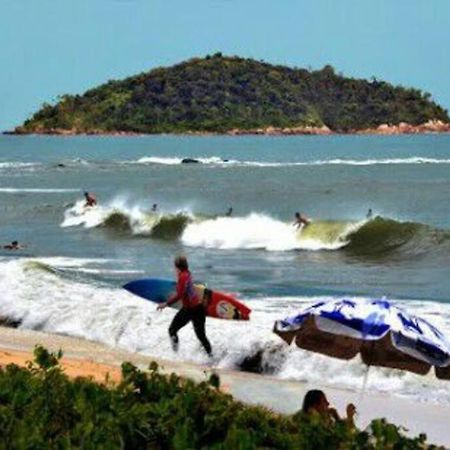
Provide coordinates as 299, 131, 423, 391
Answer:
295, 212, 300, 219
174, 255, 189, 271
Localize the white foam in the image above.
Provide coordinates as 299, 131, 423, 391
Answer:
0, 188, 80, 193
121, 155, 450, 168
181, 213, 359, 251
0, 161, 39, 170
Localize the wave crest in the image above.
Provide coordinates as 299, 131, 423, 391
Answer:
61, 200, 191, 238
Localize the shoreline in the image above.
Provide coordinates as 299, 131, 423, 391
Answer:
4, 120, 450, 137
0, 326, 449, 446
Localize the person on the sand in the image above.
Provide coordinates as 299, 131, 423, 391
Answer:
84, 191, 97, 207
301, 389, 356, 428
157, 256, 212, 357
293, 212, 310, 229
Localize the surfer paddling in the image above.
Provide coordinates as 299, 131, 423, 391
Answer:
293, 212, 310, 229
84, 191, 97, 207
3, 240, 25, 250
157, 256, 212, 357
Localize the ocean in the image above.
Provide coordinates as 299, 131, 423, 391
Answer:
1, 134, 450, 404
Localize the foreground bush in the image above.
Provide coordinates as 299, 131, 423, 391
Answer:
0, 346, 438, 449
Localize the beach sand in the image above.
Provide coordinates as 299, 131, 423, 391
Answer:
0, 326, 448, 447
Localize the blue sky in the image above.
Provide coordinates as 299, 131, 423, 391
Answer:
1, 0, 449, 131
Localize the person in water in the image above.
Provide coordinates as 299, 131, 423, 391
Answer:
225, 207, 233, 217
84, 191, 97, 207
157, 256, 212, 357
293, 212, 310, 229
366, 208, 373, 219
3, 241, 24, 250
301, 389, 356, 428
151, 203, 158, 212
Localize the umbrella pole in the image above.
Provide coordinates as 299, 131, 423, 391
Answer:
359, 365, 370, 402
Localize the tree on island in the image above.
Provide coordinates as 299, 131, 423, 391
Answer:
13, 55, 449, 135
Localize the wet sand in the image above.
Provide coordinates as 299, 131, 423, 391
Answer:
0, 326, 449, 447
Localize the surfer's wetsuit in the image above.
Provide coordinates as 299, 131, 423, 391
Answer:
167, 270, 212, 356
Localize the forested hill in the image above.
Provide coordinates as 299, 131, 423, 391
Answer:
15, 54, 449, 134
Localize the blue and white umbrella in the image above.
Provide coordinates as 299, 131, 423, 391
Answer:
273, 298, 450, 378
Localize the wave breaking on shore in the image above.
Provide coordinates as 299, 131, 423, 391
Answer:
0, 256, 449, 404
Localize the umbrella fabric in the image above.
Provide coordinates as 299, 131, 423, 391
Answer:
273, 298, 450, 379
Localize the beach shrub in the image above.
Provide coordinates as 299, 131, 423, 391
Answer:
0, 346, 440, 449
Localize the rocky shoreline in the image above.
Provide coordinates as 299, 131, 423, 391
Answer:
4, 119, 450, 137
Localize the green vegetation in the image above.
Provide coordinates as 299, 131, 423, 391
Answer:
0, 346, 438, 449
16, 54, 449, 134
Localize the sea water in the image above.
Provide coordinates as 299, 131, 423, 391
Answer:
1, 134, 450, 403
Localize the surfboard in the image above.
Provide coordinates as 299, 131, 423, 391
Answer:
123, 278, 251, 321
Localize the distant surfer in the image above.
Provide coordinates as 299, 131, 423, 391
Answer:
366, 208, 373, 219
3, 241, 24, 250
225, 207, 233, 217
157, 256, 212, 357
84, 191, 97, 207
293, 212, 310, 229
151, 203, 158, 212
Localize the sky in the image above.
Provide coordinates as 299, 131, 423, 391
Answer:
1, 0, 449, 131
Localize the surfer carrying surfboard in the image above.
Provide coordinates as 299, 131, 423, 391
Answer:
157, 256, 212, 357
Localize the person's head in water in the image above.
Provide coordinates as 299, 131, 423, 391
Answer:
302, 389, 329, 415
226, 207, 233, 216
295, 212, 301, 219
84, 192, 89, 198
11, 241, 18, 247
152, 203, 157, 211
174, 255, 189, 272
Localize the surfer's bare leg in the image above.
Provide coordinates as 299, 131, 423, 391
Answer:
191, 306, 212, 356
168, 308, 191, 351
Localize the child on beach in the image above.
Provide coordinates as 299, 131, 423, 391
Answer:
157, 256, 212, 357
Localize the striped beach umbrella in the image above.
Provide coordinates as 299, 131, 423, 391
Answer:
273, 298, 450, 378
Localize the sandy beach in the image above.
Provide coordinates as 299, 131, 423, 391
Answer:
0, 326, 448, 447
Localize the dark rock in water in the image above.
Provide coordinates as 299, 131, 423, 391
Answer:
237, 343, 286, 374
0, 316, 22, 328
222, 159, 229, 162
56, 163, 66, 168
181, 158, 200, 164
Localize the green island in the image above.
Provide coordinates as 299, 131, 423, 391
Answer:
12, 54, 450, 135
0, 346, 439, 449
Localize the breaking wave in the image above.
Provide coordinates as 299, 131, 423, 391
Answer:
61, 199, 192, 238
1, 257, 450, 404
182, 214, 450, 256
61, 202, 450, 257
0, 188, 80, 193
123, 155, 450, 168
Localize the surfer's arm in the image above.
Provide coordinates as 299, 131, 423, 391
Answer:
165, 273, 188, 306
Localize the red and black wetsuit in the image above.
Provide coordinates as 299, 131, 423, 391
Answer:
167, 270, 212, 355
